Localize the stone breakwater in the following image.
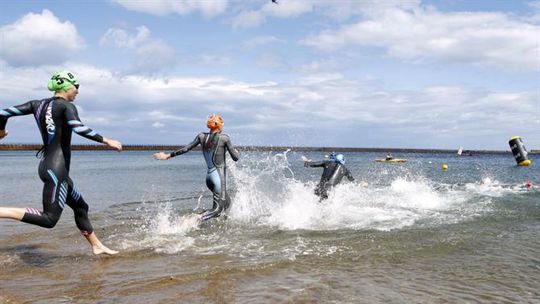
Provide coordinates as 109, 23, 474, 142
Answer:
0, 143, 537, 154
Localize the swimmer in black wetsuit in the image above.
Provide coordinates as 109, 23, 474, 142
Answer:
0, 70, 122, 255
153, 114, 240, 221
302, 153, 355, 200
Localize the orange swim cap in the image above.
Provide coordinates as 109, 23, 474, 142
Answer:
207, 114, 224, 132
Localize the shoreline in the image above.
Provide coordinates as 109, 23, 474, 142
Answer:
0, 143, 537, 154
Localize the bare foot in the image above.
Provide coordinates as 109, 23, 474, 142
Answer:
92, 245, 119, 255
84, 232, 119, 255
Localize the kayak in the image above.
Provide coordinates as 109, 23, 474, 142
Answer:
375, 159, 407, 163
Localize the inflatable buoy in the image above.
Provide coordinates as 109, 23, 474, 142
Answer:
375, 159, 407, 163
509, 136, 532, 166
442, 164, 448, 171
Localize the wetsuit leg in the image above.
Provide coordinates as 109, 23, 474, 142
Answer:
201, 168, 225, 221
314, 182, 329, 201
64, 178, 93, 236
318, 189, 329, 201
220, 168, 230, 211
20, 169, 67, 228
223, 192, 231, 211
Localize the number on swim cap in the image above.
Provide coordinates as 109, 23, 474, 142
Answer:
48, 70, 79, 92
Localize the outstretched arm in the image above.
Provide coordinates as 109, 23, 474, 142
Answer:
0, 101, 35, 138
153, 134, 201, 160
303, 156, 326, 168
64, 103, 122, 151
301, 155, 325, 168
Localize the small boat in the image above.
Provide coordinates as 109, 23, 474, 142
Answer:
375, 158, 407, 163
457, 146, 463, 156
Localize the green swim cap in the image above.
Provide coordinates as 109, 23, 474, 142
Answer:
47, 70, 79, 92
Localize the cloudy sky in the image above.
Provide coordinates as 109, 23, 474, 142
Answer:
0, 0, 538, 150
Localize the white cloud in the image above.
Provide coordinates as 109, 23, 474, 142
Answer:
0, 10, 84, 67
230, 0, 420, 29
231, 10, 265, 29
256, 54, 285, 69
231, 0, 313, 28
197, 54, 232, 65
100, 26, 150, 48
527, 1, 540, 22
112, 0, 228, 17
298, 60, 339, 74
261, 0, 313, 18
135, 41, 177, 72
301, 5, 540, 71
152, 122, 165, 128
242, 35, 283, 49
0, 63, 537, 148
100, 25, 177, 72
316, 0, 420, 21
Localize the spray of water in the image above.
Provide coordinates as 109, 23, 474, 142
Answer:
119, 152, 529, 254
118, 201, 200, 253
228, 151, 512, 231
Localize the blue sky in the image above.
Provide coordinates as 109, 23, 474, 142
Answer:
0, 0, 538, 150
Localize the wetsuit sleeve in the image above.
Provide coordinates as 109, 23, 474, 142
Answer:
170, 134, 201, 158
0, 101, 35, 130
64, 102, 104, 143
345, 167, 355, 182
305, 160, 326, 168
224, 135, 240, 161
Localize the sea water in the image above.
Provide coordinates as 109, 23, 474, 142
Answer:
0, 150, 538, 303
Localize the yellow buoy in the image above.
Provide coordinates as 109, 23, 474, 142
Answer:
509, 136, 532, 166
518, 159, 532, 167
442, 164, 448, 171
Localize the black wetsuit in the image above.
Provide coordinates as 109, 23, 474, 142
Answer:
0, 97, 103, 235
170, 132, 239, 221
305, 160, 355, 200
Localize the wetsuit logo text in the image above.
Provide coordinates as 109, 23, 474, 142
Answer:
45, 104, 55, 135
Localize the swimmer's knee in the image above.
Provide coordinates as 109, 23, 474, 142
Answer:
42, 222, 56, 229
78, 200, 89, 212
41, 214, 60, 228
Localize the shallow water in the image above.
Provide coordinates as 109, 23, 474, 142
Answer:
0, 150, 539, 303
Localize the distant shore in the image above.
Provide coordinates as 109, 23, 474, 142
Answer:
1, 143, 537, 154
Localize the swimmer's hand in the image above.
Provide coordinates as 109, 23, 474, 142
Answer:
0, 130, 7, 139
153, 152, 171, 160
301, 155, 311, 162
103, 137, 122, 151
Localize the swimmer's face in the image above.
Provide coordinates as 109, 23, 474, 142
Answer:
65, 86, 78, 102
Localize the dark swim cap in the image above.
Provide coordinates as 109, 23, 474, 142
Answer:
47, 70, 79, 92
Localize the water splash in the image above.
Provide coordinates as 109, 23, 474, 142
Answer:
118, 202, 200, 254
118, 152, 533, 254
227, 151, 516, 231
